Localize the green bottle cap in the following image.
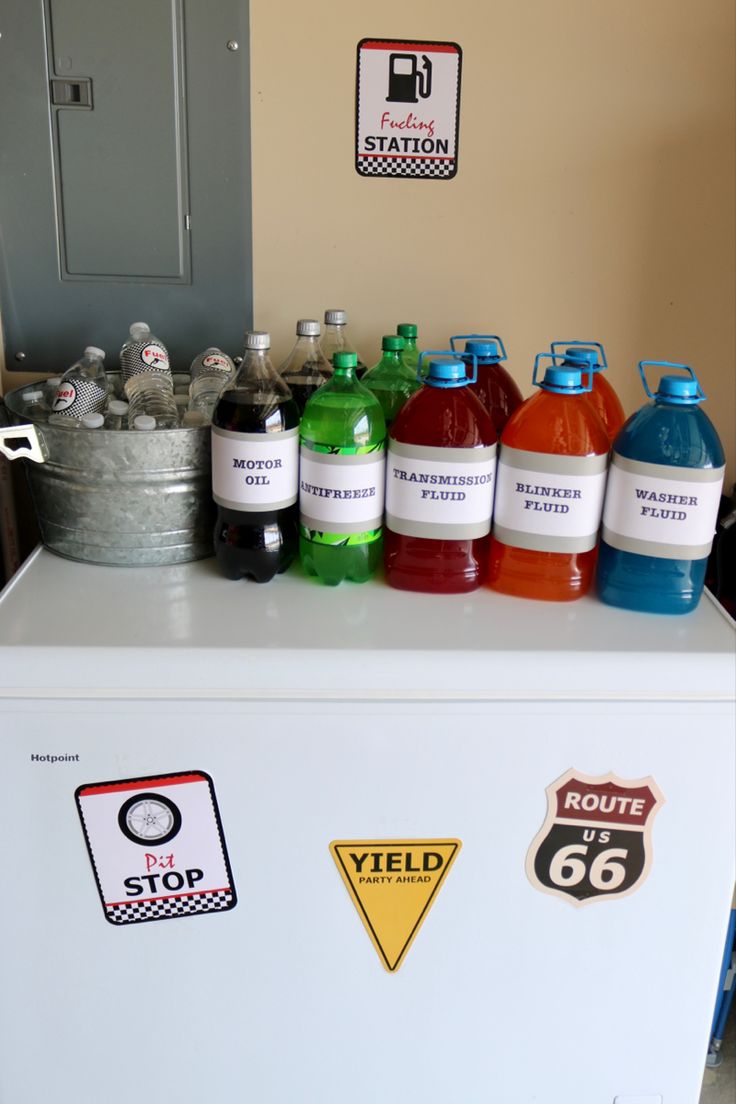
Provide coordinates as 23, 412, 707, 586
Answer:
397, 323, 417, 339
333, 351, 358, 370
382, 335, 405, 352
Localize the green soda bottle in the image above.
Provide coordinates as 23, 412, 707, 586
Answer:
299, 351, 386, 585
362, 335, 421, 428
397, 323, 420, 376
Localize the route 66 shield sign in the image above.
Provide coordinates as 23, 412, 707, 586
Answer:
525, 769, 665, 907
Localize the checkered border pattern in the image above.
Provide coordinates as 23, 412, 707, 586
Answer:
357, 156, 455, 179
105, 888, 235, 925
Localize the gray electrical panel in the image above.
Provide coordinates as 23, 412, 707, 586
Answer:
0, 0, 252, 373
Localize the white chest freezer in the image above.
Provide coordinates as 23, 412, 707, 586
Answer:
0, 547, 733, 1104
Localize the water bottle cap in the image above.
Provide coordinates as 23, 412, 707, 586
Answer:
382, 335, 405, 352
296, 319, 321, 337
333, 351, 358, 370
46, 377, 61, 387
540, 366, 587, 393
464, 339, 500, 360
656, 375, 701, 403
133, 415, 157, 430
182, 411, 208, 427
425, 358, 468, 388
108, 400, 129, 415
84, 346, 106, 361
244, 331, 270, 350
324, 309, 347, 326
81, 412, 104, 429
25, 389, 44, 401
129, 322, 150, 338
397, 323, 417, 339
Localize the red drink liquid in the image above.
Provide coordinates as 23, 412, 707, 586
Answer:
385, 373, 497, 594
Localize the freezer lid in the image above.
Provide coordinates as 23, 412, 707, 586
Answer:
0, 546, 733, 701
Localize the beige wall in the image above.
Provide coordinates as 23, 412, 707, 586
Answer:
250, 0, 735, 483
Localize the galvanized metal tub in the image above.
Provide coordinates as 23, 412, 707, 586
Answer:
0, 375, 214, 566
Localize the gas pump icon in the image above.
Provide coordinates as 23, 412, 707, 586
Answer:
386, 53, 433, 104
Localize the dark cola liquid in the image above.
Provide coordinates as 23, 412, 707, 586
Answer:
212, 390, 300, 583
285, 380, 322, 414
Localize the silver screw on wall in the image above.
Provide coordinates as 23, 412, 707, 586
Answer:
226, 40, 239, 51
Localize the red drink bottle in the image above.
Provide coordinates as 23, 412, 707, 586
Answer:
488, 352, 610, 601
385, 351, 497, 593
450, 333, 523, 435
550, 340, 625, 445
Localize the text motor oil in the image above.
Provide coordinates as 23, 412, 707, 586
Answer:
597, 361, 725, 614
489, 353, 610, 600
385, 351, 497, 593
450, 333, 522, 435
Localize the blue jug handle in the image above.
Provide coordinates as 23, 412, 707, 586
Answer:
419, 349, 478, 385
550, 340, 607, 370
533, 351, 594, 392
449, 334, 507, 361
638, 360, 706, 401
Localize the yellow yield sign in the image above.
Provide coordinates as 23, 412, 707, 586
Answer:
330, 839, 462, 972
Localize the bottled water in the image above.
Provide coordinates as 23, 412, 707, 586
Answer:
181, 411, 208, 428
120, 322, 178, 429
22, 389, 48, 422
81, 413, 104, 429
51, 346, 108, 426
104, 400, 129, 430
188, 348, 236, 421
132, 415, 157, 431
43, 378, 62, 410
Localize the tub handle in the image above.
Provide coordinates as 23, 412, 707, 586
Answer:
0, 422, 48, 464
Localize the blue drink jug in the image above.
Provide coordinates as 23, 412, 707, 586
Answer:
597, 361, 725, 614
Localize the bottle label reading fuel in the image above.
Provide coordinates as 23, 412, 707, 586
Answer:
386, 440, 496, 539
601, 454, 725, 559
493, 446, 608, 553
212, 426, 299, 511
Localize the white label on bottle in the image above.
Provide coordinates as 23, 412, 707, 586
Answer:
202, 354, 231, 372
211, 427, 299, 511
299, 446, 385, 533
492, 446, 609, 553
52, 382, 77, 412
141, 343, 169, 371
602, 455, 725, 558
385, 441, 497, 539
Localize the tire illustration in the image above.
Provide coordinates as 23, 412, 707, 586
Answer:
118, 792, 182, 846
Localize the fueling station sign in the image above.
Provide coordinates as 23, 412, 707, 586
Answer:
356, 39, 462, 179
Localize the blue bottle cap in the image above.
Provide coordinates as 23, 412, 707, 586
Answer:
540, 366, 587, 394
464, 339, 500, 360
564, 346, 598, 368
532, 352, 593, 394
550, 340, 607, 373
656, 375, 701, 403
425, 358, 469, 388
638, 360, 706, 405
450, 334, 507, 362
